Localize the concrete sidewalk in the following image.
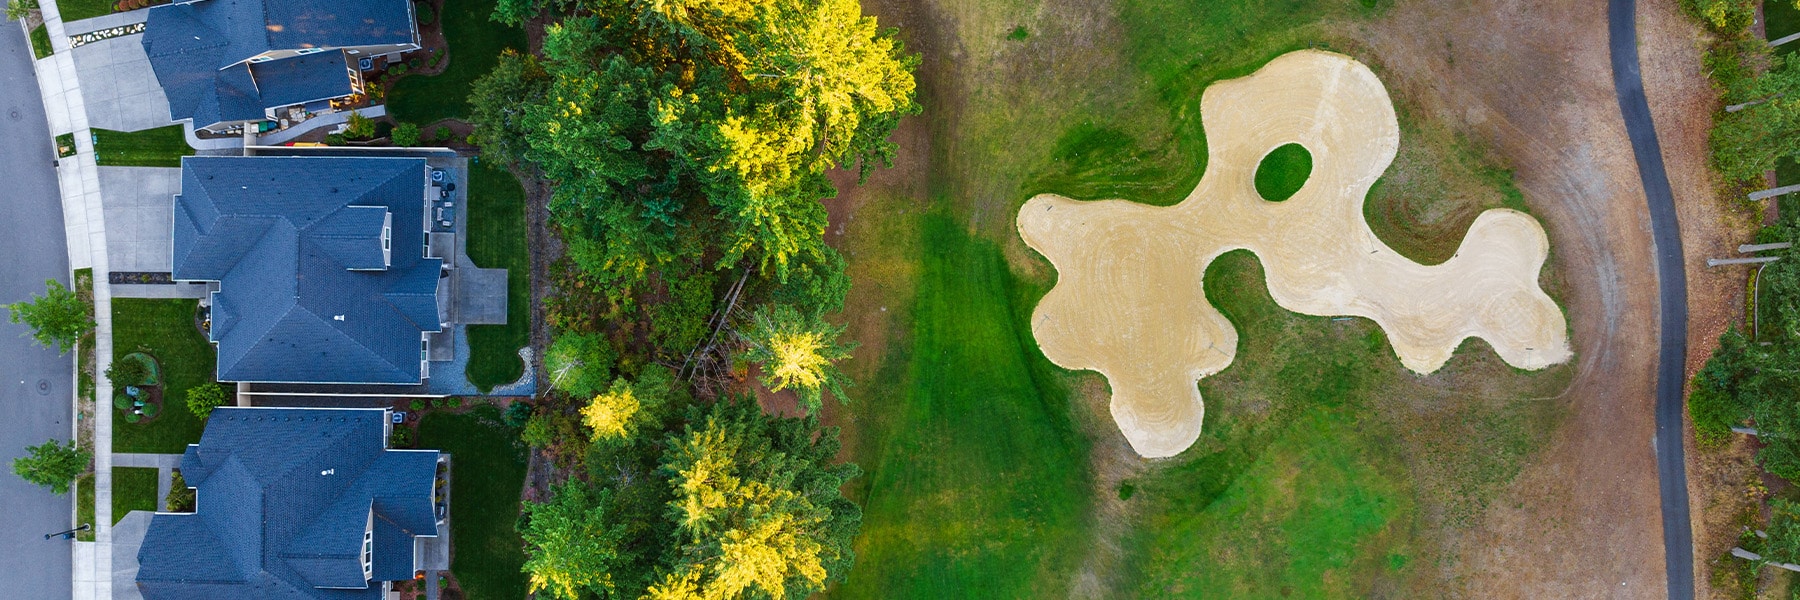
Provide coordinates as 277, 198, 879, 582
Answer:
28, 1, 120, 598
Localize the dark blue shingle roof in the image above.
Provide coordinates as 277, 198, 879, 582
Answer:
142, 0, 413, 128
172, 156, 442, 384
138, 408, 440, 599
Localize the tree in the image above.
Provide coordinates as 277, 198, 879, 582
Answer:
520, 481, 628, 600
7, 279, 92, 355
5, 0, 36, 21
105, 357, 149, 388
186, 384, 230, 418
469, 49, 551, 167
651, 398, 860, 599
740, 303, 854, 412
581, 369, 675, 444
392, 122, 421, 146
1768, 499, 1800, 565
345, 111, 376, 139
11, 439, 89, 495
546, 331, 616, 397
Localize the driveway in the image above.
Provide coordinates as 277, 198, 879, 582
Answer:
0, 20, 77, 600
68, 31, 167, 133
99, 167, 178, 273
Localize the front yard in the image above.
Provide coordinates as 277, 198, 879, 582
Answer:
464, 163, 530, 391
418, 405, 528, 600
112, 467, 158, 524
386, 0, 527, 125
93, 126, 194, 167
112, 299, 216, 453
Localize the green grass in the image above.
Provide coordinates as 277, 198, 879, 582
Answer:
54, 132, 75, 158
387, 0, 528, 125
93, 126, 194, 167
75, 268, 95, 405
111, 467, 159, 524
56, 0, 123, 23
111, 299, 216, 453
1254, 143, 1312, 201
76, 474, 94, 541
830, 0, 1572, 596
29, 24, 51, 59
419, 405, 529, 599
835, 213, 1092, 598
464, 163, 531, 391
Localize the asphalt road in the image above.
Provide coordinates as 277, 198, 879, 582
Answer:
1607, 0, 1694, 597
0, 20, 76, 599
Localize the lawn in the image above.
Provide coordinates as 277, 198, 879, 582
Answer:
112, 299, 216, 454
1254, 143, 1312, 202
111, 467, 159, 524
93, 126, 194, 168
418, 405, 529, 600
464, 163, 530, 391
55, 0, 122, 23
29, 24, 51, 59
76, 474, 94, 541
834, 213, 1093, 598
386, 0, 528, 125
828, 0, 1573, 596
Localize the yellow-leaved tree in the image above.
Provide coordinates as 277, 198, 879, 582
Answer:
739, 303, 854, 412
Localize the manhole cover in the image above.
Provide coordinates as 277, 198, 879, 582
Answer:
36, 379, 50, 395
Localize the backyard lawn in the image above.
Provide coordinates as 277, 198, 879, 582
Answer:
418, 405, 529, 600
112, 299, 216, 454
387, 0, 527, 126
464, 163, 530, 391
93, 126, 194, 168
112, 467, 159, 524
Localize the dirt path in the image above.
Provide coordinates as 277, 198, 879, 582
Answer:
1019, 50, 1570, 459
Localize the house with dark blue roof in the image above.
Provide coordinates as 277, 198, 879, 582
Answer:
142, 0, 419, 131
172, 156, 445, 385
136, 407, 448, 599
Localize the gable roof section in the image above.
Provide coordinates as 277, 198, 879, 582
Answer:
142, 0, 412, 127
173, 156, 442, 384
138, 408, 439, 600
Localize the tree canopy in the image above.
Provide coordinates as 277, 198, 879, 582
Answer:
11, 439, 89, 495
7, 279, 92, 355
740, 303, 854, 412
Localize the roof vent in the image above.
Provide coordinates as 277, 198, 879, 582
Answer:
320, 469, 335, 476
333, 315, 346, 321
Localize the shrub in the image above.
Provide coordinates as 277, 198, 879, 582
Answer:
142, 403, 160, 418
345, 112, 375, 139
502, 402, 534, 428
325, 134, 347, 146
434, 126, 452, 143
428, 49, 443, 69
521, 413, 555, 448
390, 62, 409, 77
186, 384, 229, 418
124, 412, 141, 423
105, 357, 149, 388
389, 426, 414, 448
393, 122, 421, 146
113, 394, 132, 411
415, 1, 434, 25
164, 470, 194, 512
410, 399, 428, 412
408, 58, 422, 70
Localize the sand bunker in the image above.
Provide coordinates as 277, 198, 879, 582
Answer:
1017, 50, 1572, 459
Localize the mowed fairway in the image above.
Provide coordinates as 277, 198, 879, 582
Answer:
837, 213, 1091, 597
830, 0, 1575, 596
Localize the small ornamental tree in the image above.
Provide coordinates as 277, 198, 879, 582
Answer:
345, 111, 375, 139
11, 439, 89, 495
7, 279, 93, 355
105, 357, 149, 388
186, 384, 230, 418
740, 303, 854, 412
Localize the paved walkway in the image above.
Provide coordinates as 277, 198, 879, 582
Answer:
29, 1, 121, 598
1607, 0, 1693, 598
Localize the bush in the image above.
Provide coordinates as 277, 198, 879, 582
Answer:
325, 134, 347, 146
113, 394, 132, 411
521, 413, 555, 448
345, 112, 375, 139
502, 402, 534, 428
185, 384, 229, 418
389, 426, 414, 448
393, 122, 421, 147
390, 62, 409, 78
142, 403, 160, 418
164, 469, 194, 512
105, 357, 149, 388
434, 126, 452, 143
428, 49, 444, 69
410, 399, 428, 412
415, 1, 434, 25
124, 412, 141, 423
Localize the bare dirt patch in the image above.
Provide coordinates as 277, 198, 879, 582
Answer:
1018, 50, 1570, 459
